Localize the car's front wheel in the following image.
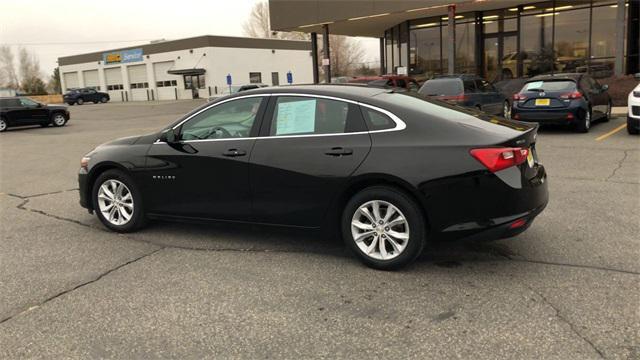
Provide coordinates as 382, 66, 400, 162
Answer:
342, 186, 426, 270
100, 96, 108, 103
76, 97, 84, 105
0, 117, 7, 132
92, 169, 146, 232
51, 113, 67, 127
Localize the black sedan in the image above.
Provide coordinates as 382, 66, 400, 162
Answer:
78, 85, 548, 269
0, 97, 69, 132
64, 88, 110, 105
511, 73, 612, 132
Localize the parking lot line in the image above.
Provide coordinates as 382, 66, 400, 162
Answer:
595, 124, 626, 141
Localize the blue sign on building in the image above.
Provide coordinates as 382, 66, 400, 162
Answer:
103, 48, 143, 64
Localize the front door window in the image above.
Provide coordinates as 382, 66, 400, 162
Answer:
180, 97, 263, 140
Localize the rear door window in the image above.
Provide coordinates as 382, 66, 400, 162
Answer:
463, 80, 476, 93
419, 79, 463, 96
269, 96, 365, 136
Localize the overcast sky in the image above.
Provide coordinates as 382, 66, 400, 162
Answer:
1, 0, 379, 78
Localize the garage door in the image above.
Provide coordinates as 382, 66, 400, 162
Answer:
104, 67, 124, 101
83, 70, 99, 90
127, 64, 148, 101
153, 61, 179, 100
63, 72, 79, 91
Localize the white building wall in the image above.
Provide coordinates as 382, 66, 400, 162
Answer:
59, 44, 312, 102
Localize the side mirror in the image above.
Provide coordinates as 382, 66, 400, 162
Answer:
601, 84, 609, 92
160, 128, 179, 144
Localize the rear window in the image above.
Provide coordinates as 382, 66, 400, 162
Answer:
522, 80, 576, 92
419, 79, 463, 96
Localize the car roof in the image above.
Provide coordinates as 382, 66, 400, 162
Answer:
432, 74, 480, 80
528, 73, 582, 82
224, 84, 389, 102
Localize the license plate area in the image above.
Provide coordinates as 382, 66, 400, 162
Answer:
535, 98, 550, 106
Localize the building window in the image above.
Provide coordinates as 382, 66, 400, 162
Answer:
520, 8, 554, 77
272, 72, 280, 86
409, 19, 442, 80
249, 72, 262, 83
106, 84, 123, 91
456, 20, 476, 74
156, 80, 178, 87
554, 7, 590, 74
385, 30, 393, 74
130, 82, 149, 89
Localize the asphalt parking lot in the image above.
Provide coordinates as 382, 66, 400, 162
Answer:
0, 100, 638, 359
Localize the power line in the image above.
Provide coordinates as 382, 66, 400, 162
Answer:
0, 39, 155, 46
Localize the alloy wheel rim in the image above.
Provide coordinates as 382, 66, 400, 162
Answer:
504, 103, 511, 119
585, 111, 591, 129
351, 200, 410, 261
54, 115, 65, 125
0, 120, 6, 131
98, 179, 134, 226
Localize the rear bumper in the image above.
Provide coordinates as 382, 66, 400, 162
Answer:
423, 164, 549, 243
512, 105, 583, 124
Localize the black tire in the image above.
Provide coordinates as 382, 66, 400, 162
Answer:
602, 101, 612, 122
0, 117, 7, 132
92, 169, 146, 233
67, 102, 75, 106
628, 117, 640, 135
575, 107, 591, 133
76, 97, 84, 105
342, 186, 426, 270
502, 100, 511, 119
100, 96, 108, 103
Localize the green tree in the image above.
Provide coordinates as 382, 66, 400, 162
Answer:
48, 67, 61, 94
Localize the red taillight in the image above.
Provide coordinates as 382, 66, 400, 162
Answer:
441, 94, 469, 102
513, 93, 527, 101
470, 147, 529, 173
560, 91, 582, 99
509, 218, 528, 229
567, 113, 574, 120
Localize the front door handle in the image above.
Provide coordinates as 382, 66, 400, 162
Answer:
324, 147, 353, 157
222, 148, 247, 157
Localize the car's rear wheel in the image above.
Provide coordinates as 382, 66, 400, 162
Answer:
0, 117, 7, 132
502, 101, 511, 119
51, 113, 66, 127
100, 96, 108, 103
76, 97, 84, 105
576, 107, 591, 133
603, 100, 612, 122
342, 186, 425, 270
93, 169, 146, 232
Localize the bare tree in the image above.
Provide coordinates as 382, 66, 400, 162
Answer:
0, 46, 19, 89
243, 1, 307, 40
18, 48, 47, 94
244, 1, 367, 78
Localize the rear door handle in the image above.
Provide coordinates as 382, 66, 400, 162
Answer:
324, 147, 353, 157
222, 148, 247, 157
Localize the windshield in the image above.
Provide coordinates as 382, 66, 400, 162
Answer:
522, 80, 576, 92
419, 79, 463, 96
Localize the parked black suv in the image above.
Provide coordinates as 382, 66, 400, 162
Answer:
0, 97, 70, 132
63, 88, 110, 105
419, 74, 510, 119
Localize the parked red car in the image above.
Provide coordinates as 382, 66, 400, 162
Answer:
349, 75, 419, 91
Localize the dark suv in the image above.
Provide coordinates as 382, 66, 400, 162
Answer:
0, 97, 69, 132
419, 75, 510, 119
63, 88, 110, 105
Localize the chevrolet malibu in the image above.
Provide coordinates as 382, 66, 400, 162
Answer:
79, 85, 548, 269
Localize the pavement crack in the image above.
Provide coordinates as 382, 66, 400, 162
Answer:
529, 286, 606, 359
0, 247, 165, 326
510, 258, 640, 276
606, 150, 629, 182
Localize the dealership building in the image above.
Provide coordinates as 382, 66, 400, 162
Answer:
269, 0, 638, 83
57, 35, 313, 101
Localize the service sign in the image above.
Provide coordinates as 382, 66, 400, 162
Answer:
102, 48, 143, 64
